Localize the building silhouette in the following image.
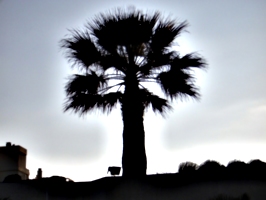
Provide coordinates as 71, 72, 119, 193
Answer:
0, 142, 29, 182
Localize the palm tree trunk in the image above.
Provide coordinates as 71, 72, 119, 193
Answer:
121, 74, 147, 177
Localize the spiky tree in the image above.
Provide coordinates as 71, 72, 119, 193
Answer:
61, 8, 206, 177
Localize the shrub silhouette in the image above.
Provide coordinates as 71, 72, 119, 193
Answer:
178, 162, 198, 181
177, 159, 266, 182
226, 160, 248, 179
248, 159, 266, 179
178, 162, 198, 174
197, 160, 225, 180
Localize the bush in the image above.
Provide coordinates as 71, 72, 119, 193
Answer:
178, 162, 198, 174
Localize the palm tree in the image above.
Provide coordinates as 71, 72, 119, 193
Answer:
61, 8, 206, 177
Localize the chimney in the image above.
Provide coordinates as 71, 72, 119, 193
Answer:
36, 168, 42, 179
6, 142, 11, 147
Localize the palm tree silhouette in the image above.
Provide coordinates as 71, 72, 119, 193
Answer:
61, 8, 206, 177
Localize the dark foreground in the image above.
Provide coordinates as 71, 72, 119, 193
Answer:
0, 173, 266, 200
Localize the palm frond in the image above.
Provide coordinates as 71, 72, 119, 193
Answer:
101, 92, 123, 113
64, 92, 123, 115
98, 82, 124, 94
172, 53, 206, 70
100, 54, 127, 73
65, 72, 107, 96
157, 69, 199, 100
150, 21, 188, 52
156, 52, 206, 100
88, 9, 160, 53
139, 51, 175, 76
139, 89, 172, 115
61, 30, 101, 70
64, 93, 102, 115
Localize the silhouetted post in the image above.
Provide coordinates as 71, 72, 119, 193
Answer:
36, 168, 42, 179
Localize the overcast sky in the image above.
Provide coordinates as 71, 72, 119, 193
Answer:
0, 0, 265, 182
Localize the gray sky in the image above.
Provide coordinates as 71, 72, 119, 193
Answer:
0, 0, 265, 181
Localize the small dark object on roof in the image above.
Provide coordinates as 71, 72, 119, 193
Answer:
108, 166, 121, 176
